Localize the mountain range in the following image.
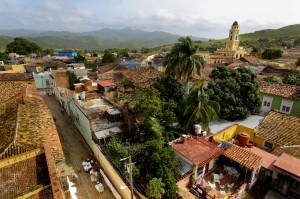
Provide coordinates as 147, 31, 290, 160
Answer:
0, 28, 207, 51
0, 24, 300, 51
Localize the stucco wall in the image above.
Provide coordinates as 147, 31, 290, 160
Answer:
259, 93, 300, 117
66, 96, 135, 199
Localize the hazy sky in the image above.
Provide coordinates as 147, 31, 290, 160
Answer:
1, 0, 300, 38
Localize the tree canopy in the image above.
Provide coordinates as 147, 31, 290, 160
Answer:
261, 48, 282, 60
146, 178, 165, 199
296, 57, 300, 67
102, 49, 116, 64
180, 86, 220, 131
6, 38, 42, 55
207, 66, 261, 121
163, 36, 205, 94
283, 74, 300, 86
262, 75, 282, 84
0, 52, 8, 61
152, 76, 184, 103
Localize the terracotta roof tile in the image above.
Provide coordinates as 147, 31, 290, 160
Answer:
256, 111, 300, 147
273, 153, 300, 178
272, 147, 300, 159
241, 56, 265, 66
171, 137, 223, 167
97, 80, 116, 87
259, 81, 300, 100
244, 146, 278, 171
223, 144, 262, 170
0, 82, 26, 102
122, 67, 164, 87
0, 73, 33, 81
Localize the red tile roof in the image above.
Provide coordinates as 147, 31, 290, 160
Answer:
259, 81, 300, 100
273, 153, 300, 179
241, 56, 265, 66
171, 137, 223, 167
0, 73, 33, 81
244, 146, 278, 171
97, 80, 116, 87
223, 144, 262, 170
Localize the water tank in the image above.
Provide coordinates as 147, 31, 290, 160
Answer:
86, 80, 92, 86
181, 134, 188, 143
237, 132, 250, 146
194, 124, 201, 134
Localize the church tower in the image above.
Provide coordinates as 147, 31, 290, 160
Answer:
226, 21, 240, 51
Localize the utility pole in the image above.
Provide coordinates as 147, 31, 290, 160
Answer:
120, 156, 134, 199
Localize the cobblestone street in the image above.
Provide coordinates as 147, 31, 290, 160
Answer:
40, 91, 115, 199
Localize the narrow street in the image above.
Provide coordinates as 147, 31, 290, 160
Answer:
40, 91, 115, 199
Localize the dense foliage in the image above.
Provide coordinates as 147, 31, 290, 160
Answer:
67, 71, 80, 90
180, 86, 220, 131
262, 75, 282, 84
207, 66, 261, 121
261, 48, 283, 60
146, 178, 165, 199
6, 38, 42, 55
164, 36, 205, 94
74, 54, 86, 63
153, 76, 184, 103
296, 57, 300, 67
283, 74, 300, 86
117, 85, 181, 198
102, 49, 116, 63
0, 52, 8, 61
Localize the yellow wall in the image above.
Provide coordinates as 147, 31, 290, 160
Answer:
213, 125, 237, 142
12, 64, 26, 73
213, 124, 256, 143
236, 125, 255, 142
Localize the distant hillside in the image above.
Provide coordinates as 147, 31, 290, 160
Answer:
0, 28, 207, 50
0, 36, 13, 51
240, 24, 300, 40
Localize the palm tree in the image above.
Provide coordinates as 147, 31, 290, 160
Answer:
181, 86, 220, 132
163, 36, 205, 94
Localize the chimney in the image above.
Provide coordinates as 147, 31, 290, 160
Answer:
181, 134, 187, 143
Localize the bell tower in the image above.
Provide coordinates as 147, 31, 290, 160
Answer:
226, 21, 240, 51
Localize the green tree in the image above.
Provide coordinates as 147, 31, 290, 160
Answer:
67, 71, 80, 90
146, 178, 165, 199
144, 117, 164, 141
163, 37, 205, 94
152, 76, 184, 103
6, 37, 42, 55
296, 57, 300, 67
283, 74, 300, 86
261, 48, 282, 60
207, 66, 261, 121
102, 49, 116, 64
74, 54, 86, 63
180, 86, 220, 131
263, 75, 282, 84
0, 52, 8, 60
118, 48, 131, 58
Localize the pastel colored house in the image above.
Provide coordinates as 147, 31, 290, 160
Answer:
172, 136, 262, 199
259, 81, 300, 117
33, 72, 53, 89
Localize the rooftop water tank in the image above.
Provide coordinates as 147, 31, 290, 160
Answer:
194, 124, 201, 135
237, 132, 250, 146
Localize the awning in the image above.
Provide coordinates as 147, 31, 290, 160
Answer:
94, 127, 122, 140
